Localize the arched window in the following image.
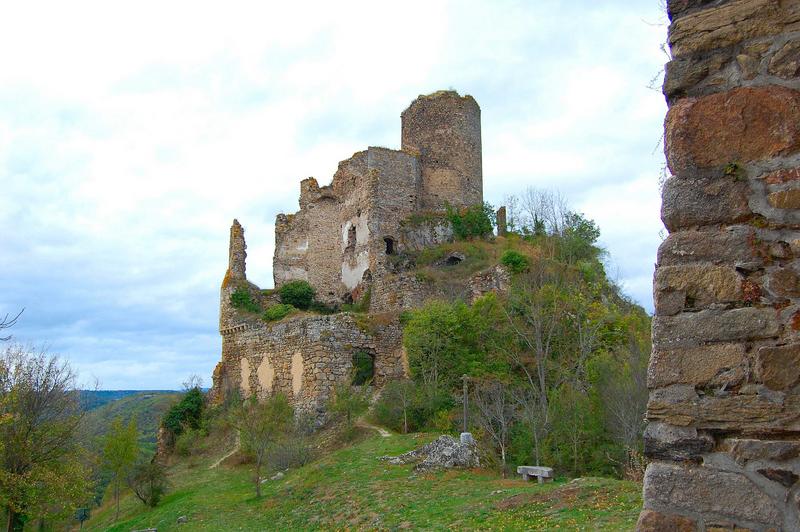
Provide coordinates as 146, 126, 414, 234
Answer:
384, 237, 395, 255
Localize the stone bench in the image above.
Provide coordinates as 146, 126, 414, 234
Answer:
517, 465, 554, 483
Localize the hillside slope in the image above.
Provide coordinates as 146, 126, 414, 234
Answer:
84, 432, 641, 531
80, 391, 180, 454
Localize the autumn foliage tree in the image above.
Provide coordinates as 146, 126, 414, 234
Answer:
0, 344, 92, 531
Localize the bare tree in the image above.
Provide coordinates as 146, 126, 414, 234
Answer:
471, 379, 517, 477
519, 187, 570, 237
230, 394, 293, 497
0, 309, 23, 342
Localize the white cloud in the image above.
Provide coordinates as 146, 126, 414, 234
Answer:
0, 0, 667, 389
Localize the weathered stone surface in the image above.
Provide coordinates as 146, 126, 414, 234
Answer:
726, 438, 800, 464
653, 307, 779, 348
665, 87, 800, 174
756, 344, 800, 389
757, 467, 799, 487
655, 265, 742, 311
661, 175, 752, 230
644, 422, 714, 461
663, 48, 732, 102
648, 386, 800, 430
636, 508, 697, 531
763, 167, 800, 185
766, 267, 800, 297
769, 38, 800, 79
643, 462, 783, 525
648, 343, 747, 388
767, 188, 800, 210
669, 0, 800, 57
657, 227, 755, 266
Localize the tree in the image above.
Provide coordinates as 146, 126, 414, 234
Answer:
0, 344, 92, 531
327, 381, 370, 439
471, 379, 517, 476
0, 310, 23, 342
127, 461, 168, 508
373, 379, 415, 433
278, 280, 315, 310
231, 394, 293, 497
102, 417, 139, 521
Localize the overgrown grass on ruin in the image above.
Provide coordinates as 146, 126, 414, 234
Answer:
84, 431, 641, 531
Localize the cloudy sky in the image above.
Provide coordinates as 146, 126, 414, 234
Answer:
1, 0, 669, 389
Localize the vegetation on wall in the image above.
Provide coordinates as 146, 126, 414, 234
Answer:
278, 280, 315, 310
446, 202, 495, 239
230, 287, 261, 313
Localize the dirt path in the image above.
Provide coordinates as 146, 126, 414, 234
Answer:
209, 432, 240, 469
356, 420, 391, 438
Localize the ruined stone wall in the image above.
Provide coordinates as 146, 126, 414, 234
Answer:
215, 313, 404, 414
639, 1, 800, 530
401, 91, 483, 211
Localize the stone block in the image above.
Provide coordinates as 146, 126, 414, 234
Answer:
636, 508, 697, 531
726, 438, 800, 464
643, 462, 782, 526
643, 422, 714, 461
655, 264, 742, 311
668, 0, 800, 57
652, 307, 779, 348
663, 49, 732, 102
755, 344, 800, 390
647, 386, 799, 431
766, 267, 800, 297
657, 227, 755, 266
665, 87, 800, 174
648, 343, 747, 388
661, 175, 752, 231
769, 37, 800, 79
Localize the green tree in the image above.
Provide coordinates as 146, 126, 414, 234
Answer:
102, 417, 139, 521
231, 394, 293, 497
0, 344, 93, 531
162, 386, 204, 437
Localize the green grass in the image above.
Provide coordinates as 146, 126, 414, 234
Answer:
84, 432, 642, 531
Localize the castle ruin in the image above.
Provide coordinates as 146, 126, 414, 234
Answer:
209, 91, 494, 414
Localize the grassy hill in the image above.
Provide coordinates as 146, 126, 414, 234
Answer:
84, 430, 642, 531
79, 391, 181, 455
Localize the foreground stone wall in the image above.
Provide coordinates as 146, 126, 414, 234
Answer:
639, 1, 800, 530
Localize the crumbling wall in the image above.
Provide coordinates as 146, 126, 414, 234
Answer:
213, 313, 404, 414
639, 1, 800, 530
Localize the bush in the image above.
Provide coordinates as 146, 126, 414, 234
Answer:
127, 461, 169, 508
500, 249, 529, 273
174, 428, 200, 457
263, 304, 294, 322
278, 280, 315, 310
230, 287, 261, 313
327, 382, 370, 440
162, 387, 204, 437
447, 202, 495, 240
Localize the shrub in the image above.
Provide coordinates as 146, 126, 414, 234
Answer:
162, 387, 204, 437
500, 249, 529, 273
230, 287, 261, 313
327, 382, 370, 440
447, 202, 495, 239
372, 379, 416, 433
278, 280, 315, 310
174, 428, 200, 457
127, 461, 169, 508
263, 304, 294, 322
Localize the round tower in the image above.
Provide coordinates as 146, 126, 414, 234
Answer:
401, 90, 482, 211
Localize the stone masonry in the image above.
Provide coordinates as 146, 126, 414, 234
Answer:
639, 1, 800, 530
210, 91, 487, 415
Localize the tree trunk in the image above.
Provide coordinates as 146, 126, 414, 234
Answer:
115, 479, 120, 520
6, 508, 24, 532
255, 459, 262, 498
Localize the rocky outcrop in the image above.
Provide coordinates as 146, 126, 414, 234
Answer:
381, 435, 479, 472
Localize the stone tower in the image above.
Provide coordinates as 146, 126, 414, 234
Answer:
401, 91, 483, 210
